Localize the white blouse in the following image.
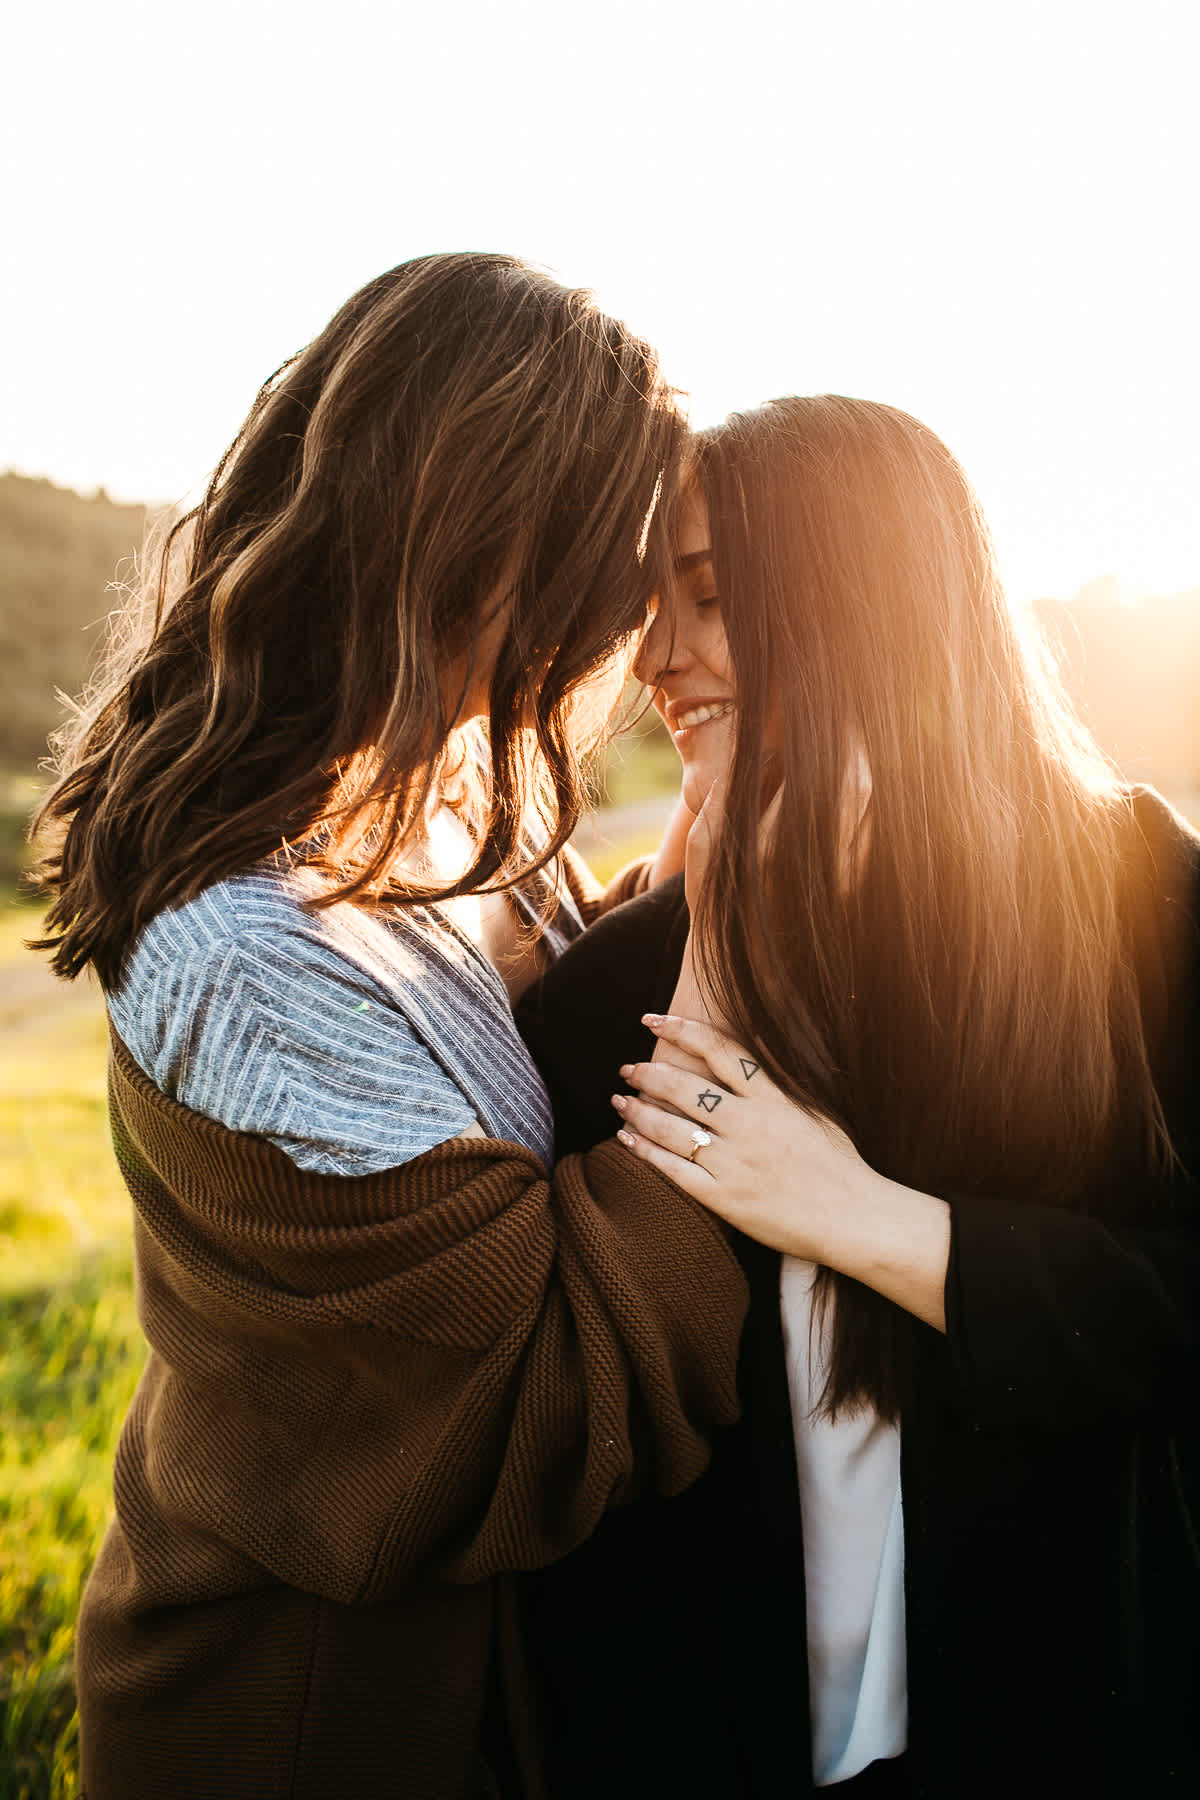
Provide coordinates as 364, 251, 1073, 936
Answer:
779, 1256, 908, 1786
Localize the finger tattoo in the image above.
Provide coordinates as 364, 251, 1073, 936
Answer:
697, 1089, 723, 1113
739, 1058, 760, 1081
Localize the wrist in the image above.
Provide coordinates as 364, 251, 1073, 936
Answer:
827, 1168, 950, 1332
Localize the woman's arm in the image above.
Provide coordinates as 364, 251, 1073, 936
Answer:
108, 1023, 748, 1608
617, 1007, 951, 1332
616, 1007, 1200, 1433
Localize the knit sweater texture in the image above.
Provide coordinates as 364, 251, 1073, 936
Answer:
76, 942, 745, 1798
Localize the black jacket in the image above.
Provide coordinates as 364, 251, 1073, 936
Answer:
515, 789, 1200, 1799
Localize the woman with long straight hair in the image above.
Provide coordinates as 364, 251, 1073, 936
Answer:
32, 253, 751, 1800
515, 396, 1198, 1799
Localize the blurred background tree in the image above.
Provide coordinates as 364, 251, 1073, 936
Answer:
0, 475, 146, 769
0, 475, 146, 892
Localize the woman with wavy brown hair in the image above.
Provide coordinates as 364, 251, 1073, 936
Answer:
32, 253, 751, 1800
516, 396, 1199, 1799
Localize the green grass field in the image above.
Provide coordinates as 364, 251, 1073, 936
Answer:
0, 904, 144, 1799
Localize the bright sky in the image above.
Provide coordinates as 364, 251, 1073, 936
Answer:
4, 0, 1197, 604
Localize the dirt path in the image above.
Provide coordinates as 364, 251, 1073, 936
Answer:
0, 943, 103, 1038
570, 793, 674, 857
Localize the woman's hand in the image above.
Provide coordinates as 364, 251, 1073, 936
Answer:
612, 1015, 951, 1332
682, 777, 722, 918
647, 795, 699, 887
682, 761, 781, 919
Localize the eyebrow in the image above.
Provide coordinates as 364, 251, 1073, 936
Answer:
674, 548, 714, 573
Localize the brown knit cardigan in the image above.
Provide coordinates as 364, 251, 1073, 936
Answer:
75, 1031, 748, 1799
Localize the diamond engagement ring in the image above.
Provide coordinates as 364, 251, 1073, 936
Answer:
688, 1127, 713, 1163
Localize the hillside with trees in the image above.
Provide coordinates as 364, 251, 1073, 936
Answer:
0, 472, 148, 770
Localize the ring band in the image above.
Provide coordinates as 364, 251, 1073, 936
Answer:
688, 1127, 713, 1163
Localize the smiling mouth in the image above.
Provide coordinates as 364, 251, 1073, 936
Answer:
671, 700, 735, 736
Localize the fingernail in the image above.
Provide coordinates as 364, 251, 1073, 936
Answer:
642, 1013, 667, 1028
618, 1064, 634, 1079
617, 1129, 637, 1148
611, 1093, 628, 1112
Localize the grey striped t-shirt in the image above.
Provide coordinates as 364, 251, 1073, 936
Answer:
108, 864, 586, 1175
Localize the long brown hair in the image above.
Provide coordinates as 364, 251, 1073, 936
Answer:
35, 253, 684, 986
692, 395, 1171, 1418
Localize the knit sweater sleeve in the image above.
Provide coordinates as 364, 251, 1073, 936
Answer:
557, 841, 656, 925
107, 1032, 747, 1607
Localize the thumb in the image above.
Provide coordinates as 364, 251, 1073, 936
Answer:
685, 777, 725, 910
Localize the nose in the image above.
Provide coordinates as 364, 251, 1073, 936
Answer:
633, 598, 684, 689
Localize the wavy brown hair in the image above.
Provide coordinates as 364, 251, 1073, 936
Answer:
35, 253, 685, 986
691, 395, 1173, 1419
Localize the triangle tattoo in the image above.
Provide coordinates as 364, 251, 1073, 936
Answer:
739, 1058, 760, 1081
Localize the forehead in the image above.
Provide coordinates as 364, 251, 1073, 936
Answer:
674, 487, 711, 566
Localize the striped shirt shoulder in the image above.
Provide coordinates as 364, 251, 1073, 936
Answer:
107, 870, 555, 1174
